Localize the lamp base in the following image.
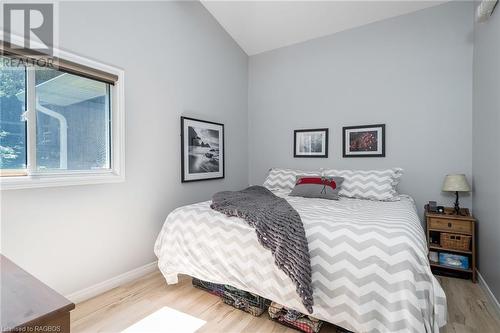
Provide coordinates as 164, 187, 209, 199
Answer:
453, 191, 466, 216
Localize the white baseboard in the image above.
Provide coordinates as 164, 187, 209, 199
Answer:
65, 261, 158, 304
477, 270, 500, 317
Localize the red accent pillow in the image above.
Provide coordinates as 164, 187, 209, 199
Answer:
296, 177, 337, 190
290, 176, 344, 200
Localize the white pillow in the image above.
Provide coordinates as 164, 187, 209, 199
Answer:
322, 168, 403, 201
263, 168, 320, 192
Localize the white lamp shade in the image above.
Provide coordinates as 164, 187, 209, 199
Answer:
442, 174, 471, 192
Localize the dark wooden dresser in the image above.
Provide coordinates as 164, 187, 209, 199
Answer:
1, 255, 75, 333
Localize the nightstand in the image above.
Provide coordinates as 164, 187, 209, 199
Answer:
425, 206, 476, 282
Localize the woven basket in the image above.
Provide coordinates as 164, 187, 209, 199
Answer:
192, 278, 224, 296
268, 302, 325, 333
221, 285, 270, 316
440, 233, 471, 251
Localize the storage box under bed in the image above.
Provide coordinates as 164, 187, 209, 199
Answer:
192, 277, 332, 332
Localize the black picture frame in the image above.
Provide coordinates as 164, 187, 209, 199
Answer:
342, 124, 385, 158
181, 116, 225, 182
293, 128, 329, 158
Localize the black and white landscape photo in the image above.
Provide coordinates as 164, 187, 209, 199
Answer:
181, 117, 224, 182
294, 128, 329, 158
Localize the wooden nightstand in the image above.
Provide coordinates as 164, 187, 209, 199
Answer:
425, 206, 476, 282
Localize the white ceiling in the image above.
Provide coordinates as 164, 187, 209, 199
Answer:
201, 0, 448, 55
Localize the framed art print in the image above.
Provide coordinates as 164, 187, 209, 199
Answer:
294, 128, 329, 158
343, 124, 385, 157
181, 116, 224, 182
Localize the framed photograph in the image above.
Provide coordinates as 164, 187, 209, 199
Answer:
294, 128, 329, 158
181, 116, 224, 182
343, 124, 385, 157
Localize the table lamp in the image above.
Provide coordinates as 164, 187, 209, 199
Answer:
442, 174, 471, 215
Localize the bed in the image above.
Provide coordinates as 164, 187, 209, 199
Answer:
154, 190, 447, 333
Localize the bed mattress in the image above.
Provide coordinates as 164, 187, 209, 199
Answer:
154, 192, 446, 333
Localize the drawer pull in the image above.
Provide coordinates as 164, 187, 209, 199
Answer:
448, 222, 452, 228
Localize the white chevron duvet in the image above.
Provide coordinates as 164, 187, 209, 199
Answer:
154, 192, 447, 333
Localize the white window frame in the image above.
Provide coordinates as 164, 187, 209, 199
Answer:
0, 39, 125, 190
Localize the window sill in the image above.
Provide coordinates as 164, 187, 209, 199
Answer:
0, 171, 125, 190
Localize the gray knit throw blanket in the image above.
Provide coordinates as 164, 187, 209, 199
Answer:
210, 185, 314, 313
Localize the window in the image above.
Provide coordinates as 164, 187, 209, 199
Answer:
0, 57, 26, 173
0, 45, 124, 189
35, 67, 111, 171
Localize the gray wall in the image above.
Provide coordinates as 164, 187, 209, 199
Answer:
248, 1, 474, 218
473, 6, 500, 299
0, 1, 248, 295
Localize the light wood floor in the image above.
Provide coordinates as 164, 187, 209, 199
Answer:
71, 270, 500, 333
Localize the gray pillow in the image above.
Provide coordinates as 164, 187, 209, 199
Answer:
289, 176, 344, 200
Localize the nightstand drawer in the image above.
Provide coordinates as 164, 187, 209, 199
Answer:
429, 218, 472, 234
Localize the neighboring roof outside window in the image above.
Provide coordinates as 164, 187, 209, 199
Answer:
16, 72, 107, 107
